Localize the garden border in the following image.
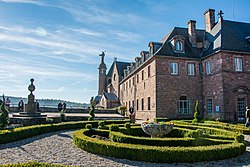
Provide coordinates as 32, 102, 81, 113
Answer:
73, 129, 246, 163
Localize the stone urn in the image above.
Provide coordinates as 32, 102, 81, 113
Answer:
141, 122, 174, 138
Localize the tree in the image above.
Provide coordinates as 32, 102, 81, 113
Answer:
88, 97, 95, 121
192, 100, 201, 123
0, 95, 9, 129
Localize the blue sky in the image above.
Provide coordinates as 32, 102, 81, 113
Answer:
0, 0, 249, 103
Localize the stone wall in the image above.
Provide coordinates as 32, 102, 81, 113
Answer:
202, 52, 250, 121
155, 56, 202, 119
9, 107, 117, 114
120, 57, 156, 121
202, 53, 225, 120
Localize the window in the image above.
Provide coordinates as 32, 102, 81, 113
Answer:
101, 69, 106, 74
171, 63, 178, 75
132, 100, 134, 108
148, 97, 151, 110
207, 99, 213, 113
234, 57, 243, 72
148, 66, 151, 77
129, 79, 131, 88
188, 63, 195, 75
237, 98, 246, 120
149, 46, 153, 56
129, 101, 131, 108
206, 61, 212, 74
132, 77, 135, 85
113, 74, 116, 81
141, 98, 144, 110
136, 99, 139, 110
178, 96, 190, 114
137, 74, 139, 83
142, 70, 144, 80
175, 41, 183, 51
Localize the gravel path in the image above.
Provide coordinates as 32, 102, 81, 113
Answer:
1, 130, 250, 167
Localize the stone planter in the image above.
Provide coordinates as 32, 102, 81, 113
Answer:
141, 122, 174, 138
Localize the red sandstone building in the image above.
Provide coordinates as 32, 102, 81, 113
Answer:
96, 9, 250, 121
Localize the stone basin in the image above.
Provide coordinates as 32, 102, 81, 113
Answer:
141, 122, 174, 138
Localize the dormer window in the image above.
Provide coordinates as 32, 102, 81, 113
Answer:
169, 35, 185, 53
175, 41, 183, 51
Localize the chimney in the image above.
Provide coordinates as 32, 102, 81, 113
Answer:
204, 9, 215, 32
188, 20, 197, 47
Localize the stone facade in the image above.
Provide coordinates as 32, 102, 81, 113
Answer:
96, 9, 250, 121
120, 57, 156, 120
203, 52, 250, 121
155, 56, 202, 119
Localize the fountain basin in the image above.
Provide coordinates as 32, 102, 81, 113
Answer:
141, 122, 174, 138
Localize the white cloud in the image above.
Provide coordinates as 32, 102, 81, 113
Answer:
68, 27, 104, 37
110, 30, 143, 43
0, 0, 42, 4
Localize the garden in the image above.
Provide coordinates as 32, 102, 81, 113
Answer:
1, 100, 250, 166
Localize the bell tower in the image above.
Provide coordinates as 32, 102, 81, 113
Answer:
98, 51, 107, 95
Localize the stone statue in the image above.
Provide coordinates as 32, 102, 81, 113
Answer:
99, 51, 105, 63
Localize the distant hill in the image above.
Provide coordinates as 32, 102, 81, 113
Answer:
3, 96, 90, 108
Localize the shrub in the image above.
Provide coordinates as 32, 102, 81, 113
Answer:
1, 162, 66, 167
109, 124, 119, 131
119, 106, 126, 116
85, 124, 92, 129
60, 111, 66, 122
98, 121, 105, 127
88, 98, 95, 121
98, 121, 108, 130
1, 161, 66, 166
73, 129, 246, 163
0, 100, 9, 130
0, 120, 130, 144
192, 100, 201, 123
235, 133, 244, 142
124, 122, 131, 129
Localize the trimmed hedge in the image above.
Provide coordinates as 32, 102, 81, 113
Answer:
110, 131, 195, 146
73, 129, 246, 163
173, 123, 236, 137
0, 161, 66, 167
0, 120, 130, 144
173, 120, 250, 134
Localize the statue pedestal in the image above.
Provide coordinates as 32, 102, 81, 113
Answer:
11, 78, 47, 126
25, 102, 36, 113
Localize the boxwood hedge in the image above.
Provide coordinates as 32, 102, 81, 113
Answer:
73, 129, 246, 163
1, 161, 66, 167
0, 120, 130, 144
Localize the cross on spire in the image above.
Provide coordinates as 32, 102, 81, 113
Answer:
218, 10, 224, 19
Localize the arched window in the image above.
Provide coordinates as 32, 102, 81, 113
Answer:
175, 41, 183, 51
178, 96, 190, 114
113, 74, 116, 81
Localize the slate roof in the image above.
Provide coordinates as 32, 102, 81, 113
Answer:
94, 95, 102, 102
107, 61, 131, 77
203, 20, 250, 56
155, 19, 250, 58
155, 27, 205, 59
103, 92, 119, 101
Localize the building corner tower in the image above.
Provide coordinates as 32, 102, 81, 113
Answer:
98, 51, 107, 95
